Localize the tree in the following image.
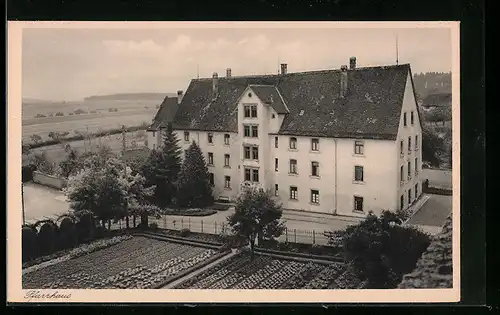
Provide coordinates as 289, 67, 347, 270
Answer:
142, 128, 182, 206
29, 152, 55, 175
176, 141, 214, 208
58, 146, 81, 178
227, 187, 286, 260
422, 126, 445, 167
340, 211, 431, 289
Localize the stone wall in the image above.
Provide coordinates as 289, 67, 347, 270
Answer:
32, 171, 67, 190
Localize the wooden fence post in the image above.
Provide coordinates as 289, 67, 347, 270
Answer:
215, 221, 218, 234
201, 220, 204, 233
313, 230, 315, 244
181, 218, 184, 229
188, 217, 191, 230
285, 228, 288, 242
294, 229, 297, 243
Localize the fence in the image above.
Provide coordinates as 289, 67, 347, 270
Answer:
148, 216, 332, 246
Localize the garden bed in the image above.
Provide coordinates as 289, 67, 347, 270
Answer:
135, 231, 223, 250
174, 250, 350, 289
22, 236, 222, 289
154, 228, 226, 245
258, 239, 343, 257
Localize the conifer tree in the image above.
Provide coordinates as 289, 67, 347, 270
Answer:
176, 141, 214, 208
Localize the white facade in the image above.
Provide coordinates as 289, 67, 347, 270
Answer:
147, 74, 422, 217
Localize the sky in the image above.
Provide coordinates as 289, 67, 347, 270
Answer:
22, 25, 452, 101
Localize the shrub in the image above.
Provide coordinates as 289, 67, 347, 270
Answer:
149, 222, 159, 231
75, 212, 95, 242
179, 228, 191, 237
58, 217, 77, 249
22, 226, 38, 262
34, 113, 46, 118
343, 211, 431, 288
22, 164, 37, 182
68, 112, 74, 116
74, 108, 86, 115
55, 112, 64, 116
37, 221, 58, 256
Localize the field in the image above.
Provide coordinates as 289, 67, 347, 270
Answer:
30, 130, 149, 165
22, 236, 221, 289
174, 251, 360, 289
22, 99, 161, 143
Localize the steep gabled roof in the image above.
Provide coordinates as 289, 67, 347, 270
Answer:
154, 64, 412, 140
148, 96, 179, 130
422, 93, 452, 107
249, 85, 289, 114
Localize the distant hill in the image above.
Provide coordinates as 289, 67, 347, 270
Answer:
22, 98, 56, 104
84, 93, 176, 101
413, 72, 452, 102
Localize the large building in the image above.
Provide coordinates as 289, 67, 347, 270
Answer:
147, 58, 423, 217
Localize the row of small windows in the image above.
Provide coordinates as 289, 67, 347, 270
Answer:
403, 111, 416, 127
400, 134, 419, 156
283, 185, 364, 211
400, 158, 419, 183
400, 183, 419, 210
183, 131, 366, 156
206, 152, 231, 167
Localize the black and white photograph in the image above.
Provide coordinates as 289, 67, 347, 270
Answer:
9, 21, 459, 303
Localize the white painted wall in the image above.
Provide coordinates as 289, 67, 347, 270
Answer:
396, 73, 423, 211
146, 129, 161, 150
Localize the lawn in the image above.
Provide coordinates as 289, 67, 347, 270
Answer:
174, 250, 360, 289
22, 236, 222, 289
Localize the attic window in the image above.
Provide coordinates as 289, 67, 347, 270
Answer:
299, 110, 305, 116
248, 92, 252, 98
272, 114, 275, 119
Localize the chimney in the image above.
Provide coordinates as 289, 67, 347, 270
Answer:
226, 68, 232, 78
340, 65, 348, 98
212, 72, 219, 98
177, 90, 184, 105
349, 57, 356, 70
280, 63, 288, 75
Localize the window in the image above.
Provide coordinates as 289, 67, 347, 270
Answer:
224, 154, 230, 167
184, 131, 190, 142
311, 162, 319, 177
407, 161, 411, 179
243, 125, 250, 137
411, 111, 415, 125
311, 138, 319, 151
251, 126, 258, 138
208, 133, 214, 144
311, 190, 320, 204
290, 186, 298, 200
251, 147, 259, 160
252, 169, 259, 182
275, 184, 279, 196
289, 159, 298, 174
415, 158, 418, 174
251, 106, 257, 118
408, 189, 412, 204
275, 158, 278, 171
244, 105, 257, 118
152, 131, 156, 137
153, 144, 156, 150
209, 173, 214, 186
400, 195, 404, 210
242, 167, 259, 182
403, 112, 407, 127
354, 166, 364, 182
400, 140, 404, 156
289, 137, 297, 150
354, 196, 364, 212
224, 176, 231, 189
208, 152, 214, 165
272, 114, 275, 119
244, 146, 251, 159
415, 135, 419, 150
415, 183, 418, 199
400, 165, 404, 183
408, 136, 412, 153
354, 140, 364, 155
275, 137, 278, 148
224, 134, 230, 145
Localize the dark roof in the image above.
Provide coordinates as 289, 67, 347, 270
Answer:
422, 93, 452, 107
154, 64, 413, 140
249, 85, 289, 114
398, 215, 453, 289
148, 96, 179, 130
